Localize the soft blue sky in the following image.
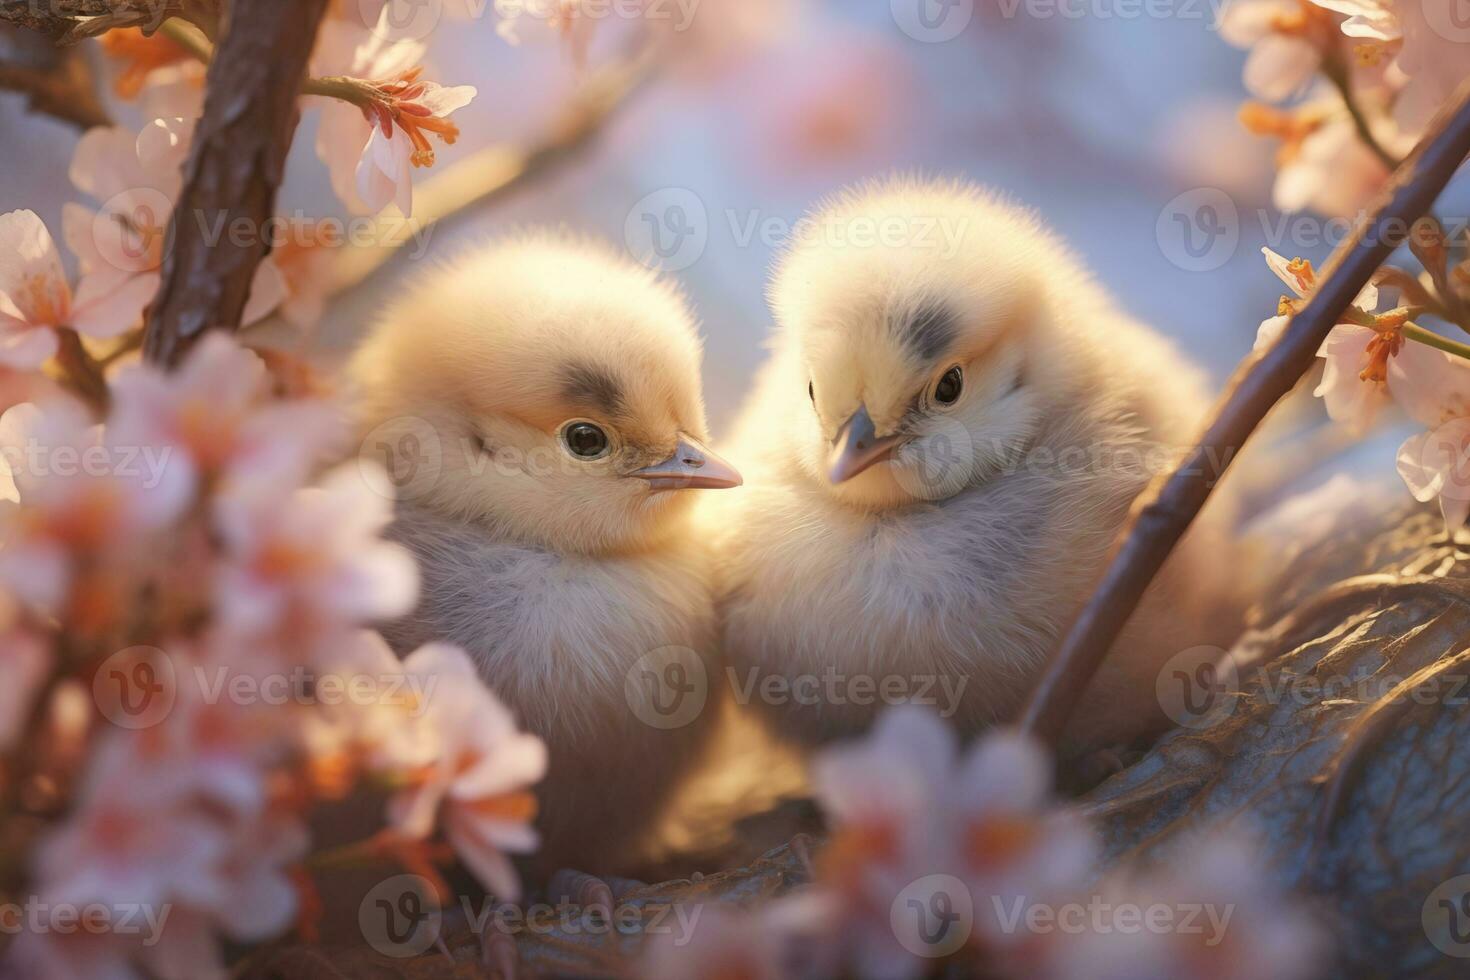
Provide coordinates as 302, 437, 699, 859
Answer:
0, 0, 1344, 431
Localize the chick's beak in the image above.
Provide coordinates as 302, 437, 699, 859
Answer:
829, 404, 907, 484
630, 434, 743, 491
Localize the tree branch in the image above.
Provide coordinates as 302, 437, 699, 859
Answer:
0, 25, 108, 127
142, 0, 328, 367
1017, 79, 1470, 746
0, 0, 189, 40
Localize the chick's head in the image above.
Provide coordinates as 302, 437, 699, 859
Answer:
770, 177, 1091, 511
351, 234, 739, 556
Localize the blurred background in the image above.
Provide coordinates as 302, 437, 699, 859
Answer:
1, 0, 1318, 430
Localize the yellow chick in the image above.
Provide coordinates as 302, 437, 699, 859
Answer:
707, 177, 1242, 756
350, 233, 741, 881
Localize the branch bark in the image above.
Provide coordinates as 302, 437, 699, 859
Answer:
1017, 79, 1470, 745
142, 0, 327, 367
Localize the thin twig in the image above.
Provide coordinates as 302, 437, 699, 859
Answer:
1322, 49, 1401, 171
142, 0, 328, 366
320, 44, 659, 299
53, 328, 110, 412
1017, 80, 1470, 746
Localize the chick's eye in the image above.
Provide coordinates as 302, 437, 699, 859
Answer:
562, 421, 610, 459
933, 366, 963, 405
808, 381, 815, 403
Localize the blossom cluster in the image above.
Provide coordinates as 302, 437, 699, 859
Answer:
1223, 0, 1470, 531
0, 323, 544, 979
1219, 0, 1470, 217
644, 707, 1324, 980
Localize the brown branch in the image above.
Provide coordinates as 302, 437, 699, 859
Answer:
0, 0, 187, 40
141, 0, 327, 367
0, 26, 108, 127
1017, 79, 1470, 746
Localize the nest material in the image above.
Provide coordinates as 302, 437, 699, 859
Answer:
244, 503, 1470, 978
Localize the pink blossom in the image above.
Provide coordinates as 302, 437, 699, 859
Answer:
0, 210, 148, 367
1273, 108, 1394, 218
495, 0, 600, 67
386, 642, 545, 901
1217, 0, 1327, 101
1390, 344, 1470, 529
1040, 829, 1324, 980
945, 732, 1096, 948
313, 11, 477, 216
36, 733, 233, 917
639, 903, 827, 980
1253, 246, 1379, 352
107, 333, 344, 502
211, 463, 419, 647
64, 120, 285, 335
0, 398, 192, 611
807, 707, 961, 979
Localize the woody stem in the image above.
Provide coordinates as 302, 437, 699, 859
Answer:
158, 16, 384, 112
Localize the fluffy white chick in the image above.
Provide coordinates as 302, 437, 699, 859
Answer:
351, 233, 741, 878
707, 177, 1243, 756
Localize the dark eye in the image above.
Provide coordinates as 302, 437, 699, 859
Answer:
933, 366, 963, 405
562, 421, 610, 459
808, 381, 815, 403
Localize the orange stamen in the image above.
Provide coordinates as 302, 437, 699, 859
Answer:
966, 813, 1039, 872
